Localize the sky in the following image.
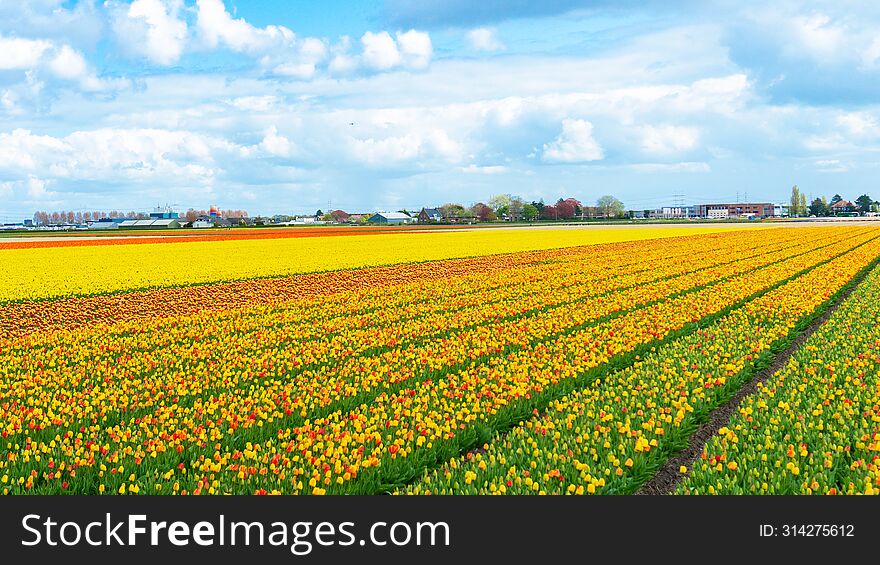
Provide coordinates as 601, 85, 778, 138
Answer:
1, 0, 879, 220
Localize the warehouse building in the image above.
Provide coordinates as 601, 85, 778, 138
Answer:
118, 219, 181, 229
697, 203, 774, 219
367, 212, 414, 225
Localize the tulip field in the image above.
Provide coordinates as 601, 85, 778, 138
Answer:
1, 225, 878, 495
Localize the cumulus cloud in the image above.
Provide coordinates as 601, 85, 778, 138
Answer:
0, 127, 242, 181
0, 32, 127, 94
113, 0, 188, 65
352, 30, 433, 72
348, 128, 461, 167
397, 30, 433, 69
542, 119, 604, 162
196, 0, 294, 53
47, 45, 128, 92
190, 1, 428, 79
0, 35, 52, 69
466, 27, 505, 52
361, 31, 402, 70
258, 126, 295, 157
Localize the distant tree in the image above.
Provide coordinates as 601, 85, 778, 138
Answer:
315, 209, 324, 217
470, 202, 496, 222
789, 185, 801, 216
555, 198, 577, 219
508, 196, 525, 221
488, 194, 512, 213
809, 197, 830, 217
321, 213, 333, 222
439, 203, 466, 219
540, 204, 559, 220
798, 193, 807, 217
855, 194, 873, 213
830, 194, 843, 205
522, 203, 539, 222
596, 195, 625, 218
530, 200, 545, 214
74, 212, 83, 224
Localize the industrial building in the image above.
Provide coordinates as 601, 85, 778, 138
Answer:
118, 219, 181, 229
367, 212, 414, 225
696, 203, 775, 219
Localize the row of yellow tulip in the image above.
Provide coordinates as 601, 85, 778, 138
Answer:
150, 230, 880, 494
1, 227, 829, 443
677, 261, 880, 495
402, 235, 880, 494
0, 227, 875, 494
1, 225, 763, 303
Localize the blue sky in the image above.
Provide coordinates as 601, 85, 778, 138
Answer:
1, 0, 879, 220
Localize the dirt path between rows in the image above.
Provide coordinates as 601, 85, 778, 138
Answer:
634, 263, 873, 495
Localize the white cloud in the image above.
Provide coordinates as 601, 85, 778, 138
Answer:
272, 37, 328, 79
196, 0, 294, 53
226, 95, 280, 112
26, 176, 51, 199
0, 127, 241, 181
47, 45, 89, 81
639, 125, 699, 155
258, 126, 295, 157
466, 28, 504, 52
0, 35, 52, 69
460, 164, 508, 174
397, 30, 432, 69
542, 119, 604, 163
348, 129, 461, 166
358, 30, 432, 72
118, 0, 188, 65
47, 45, 127, 92
360, 31, 402, 70
191, 2, 427, 78
789, 14, 845, 63
814, 159, 849, 173
836, 112, 879, 139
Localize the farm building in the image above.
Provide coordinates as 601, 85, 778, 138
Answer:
191, 216, 215, 228
367, 212, 414, 225
118, 219, 181, 229
88, 218, 129, 230
831, 200, 857, 214
418, 208, 443, 223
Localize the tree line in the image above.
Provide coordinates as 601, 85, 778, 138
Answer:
428, 194, 626, 222
30, 209, 251, 225
789, 185, 878, 217
31, 210, 149, 225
